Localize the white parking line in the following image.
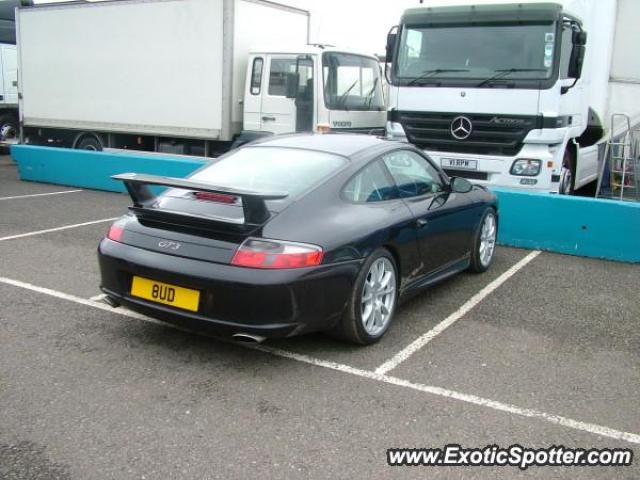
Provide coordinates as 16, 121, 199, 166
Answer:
0, 189, 83, 201
0, 276, 158, 322
0, 218, 118, 242
375, 250, 541, 375
252, 344, 640, 445
1, 273, 639, 445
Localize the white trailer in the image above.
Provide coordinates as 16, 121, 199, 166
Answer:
16, 0, 386, 156
385, 0, 640, 194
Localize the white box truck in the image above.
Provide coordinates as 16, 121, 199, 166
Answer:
16, 0, 386, 156
385, 0, 640, 194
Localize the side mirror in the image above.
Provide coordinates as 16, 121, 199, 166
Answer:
450, 177, 473, 194
573, 30, 587, 46
285, 72, 298, 99
385, 31, 397, 63
568, 44, 585, 80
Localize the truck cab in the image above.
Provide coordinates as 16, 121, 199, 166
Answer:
385, 2, 596, 193
244, 46, 387, 138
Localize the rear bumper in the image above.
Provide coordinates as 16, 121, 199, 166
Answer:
98, 238, 362, 338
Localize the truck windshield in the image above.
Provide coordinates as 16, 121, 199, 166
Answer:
395, 23, 557, 85
323, 52, 385, 111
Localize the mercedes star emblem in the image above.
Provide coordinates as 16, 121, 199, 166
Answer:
450, 116, 473, 140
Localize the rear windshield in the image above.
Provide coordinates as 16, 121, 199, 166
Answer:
190, 147, 346, 197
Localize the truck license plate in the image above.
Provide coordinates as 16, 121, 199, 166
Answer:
441, 158, 478, 170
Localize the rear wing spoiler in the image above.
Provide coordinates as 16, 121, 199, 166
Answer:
112, 173, 288, 225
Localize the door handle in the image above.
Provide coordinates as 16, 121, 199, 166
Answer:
416, 218, 428, 228
262, 116, 276, 122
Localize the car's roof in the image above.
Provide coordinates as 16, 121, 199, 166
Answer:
248, 133, 391, 158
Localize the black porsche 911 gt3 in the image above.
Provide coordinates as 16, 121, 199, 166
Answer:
98, 134, 497, 345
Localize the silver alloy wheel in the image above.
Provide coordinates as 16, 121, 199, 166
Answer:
479, 213, 497, 267
361, 257, 396, 336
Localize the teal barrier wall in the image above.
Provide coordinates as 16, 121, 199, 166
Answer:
493, 187, 640, 263
11, 145, 640, 263
11, 145, 207, 193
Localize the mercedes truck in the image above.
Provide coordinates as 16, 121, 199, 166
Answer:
385, 0, 640, 194
16, 0, 386, 156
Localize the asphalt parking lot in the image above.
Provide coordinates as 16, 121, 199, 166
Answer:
1, 154, 639, 479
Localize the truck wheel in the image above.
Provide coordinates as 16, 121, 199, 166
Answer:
559, 148, 575, 195
75, 134, 103, 151
328, 248, 398, 345
0, 114, 18, 142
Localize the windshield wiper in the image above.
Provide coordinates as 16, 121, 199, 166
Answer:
475, 68, 547, 88
407, 68, 470, 86
337, 80, 359, 109
364, 77, 380, 109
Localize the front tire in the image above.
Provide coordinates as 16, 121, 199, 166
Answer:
329, 248, 398, 345
469, 208, 497, 273
559, 147, 575, 195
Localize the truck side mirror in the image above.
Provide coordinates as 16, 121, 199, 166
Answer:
568, 44, 585, 80
569, 30, 587, 79
285, 72, 298, 99
385, 31, 397, 63
561, 29, 587, 94
573, 30, 587, 46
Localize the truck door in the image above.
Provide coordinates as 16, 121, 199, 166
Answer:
260, 55, 298, 134
0, 45, 14, 105
243, 56, 265, 131
294, 56, 314, 133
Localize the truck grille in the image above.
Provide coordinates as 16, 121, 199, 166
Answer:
330, 127, 385, 136
391, 111, 540, 156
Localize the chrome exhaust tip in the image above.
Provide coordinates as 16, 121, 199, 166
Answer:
102, 295, 120, 308
232, 333, 266, 344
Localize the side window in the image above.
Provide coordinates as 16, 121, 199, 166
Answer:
343, 160, 398, 203
405, 29, 423, 59
383, 150, 444, 198
297, 59, 314, 101
268, 58, 296, 96
398, 28, 423, 74
559, 26, 574, 79
250, 57, 263, 95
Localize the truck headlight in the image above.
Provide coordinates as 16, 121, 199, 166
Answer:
510, 159, 541, 176
386, 121, 407, 141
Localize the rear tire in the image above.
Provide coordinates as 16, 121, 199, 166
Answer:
75, 134, 104, 151
328, 248, 398, 345
0, 114, 18, 142
468, 208, 497, 273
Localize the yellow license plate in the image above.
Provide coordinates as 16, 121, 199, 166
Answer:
130, 276, 200, 312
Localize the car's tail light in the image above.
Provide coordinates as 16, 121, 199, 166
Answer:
107, 224, 124, 242
231, 238, 323, 269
